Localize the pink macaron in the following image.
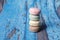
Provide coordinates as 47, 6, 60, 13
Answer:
29, 8, 40, 15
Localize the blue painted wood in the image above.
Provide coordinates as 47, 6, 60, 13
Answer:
39, 0, 60, 40
0, 0, 60, 40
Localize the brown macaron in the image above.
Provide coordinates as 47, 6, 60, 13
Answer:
29, 26, 40, 32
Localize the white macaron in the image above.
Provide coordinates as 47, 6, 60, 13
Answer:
29, 20, 40, 26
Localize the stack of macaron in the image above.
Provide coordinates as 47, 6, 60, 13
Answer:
29, 8, 40, 32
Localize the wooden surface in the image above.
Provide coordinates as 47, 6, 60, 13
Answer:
0, 0, 60, 40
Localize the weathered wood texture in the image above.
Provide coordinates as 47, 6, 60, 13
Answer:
0, 0, 60, 40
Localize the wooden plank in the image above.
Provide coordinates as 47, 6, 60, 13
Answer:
37, 30, 49, 40
0, 0, 5, 12
37, 24, 49, 40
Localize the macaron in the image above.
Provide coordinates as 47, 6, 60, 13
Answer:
29, 20, 40, 26
29, 14, 40, 21
29, 8, 40, 15
29, 26, 40, 32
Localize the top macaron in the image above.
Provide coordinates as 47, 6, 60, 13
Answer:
29, 8, 40, 15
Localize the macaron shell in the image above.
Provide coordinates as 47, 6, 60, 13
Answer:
29, 26, 40, 32
29, 20, 40, 26
29, 8, 40, 15
29, 14, 40, 21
